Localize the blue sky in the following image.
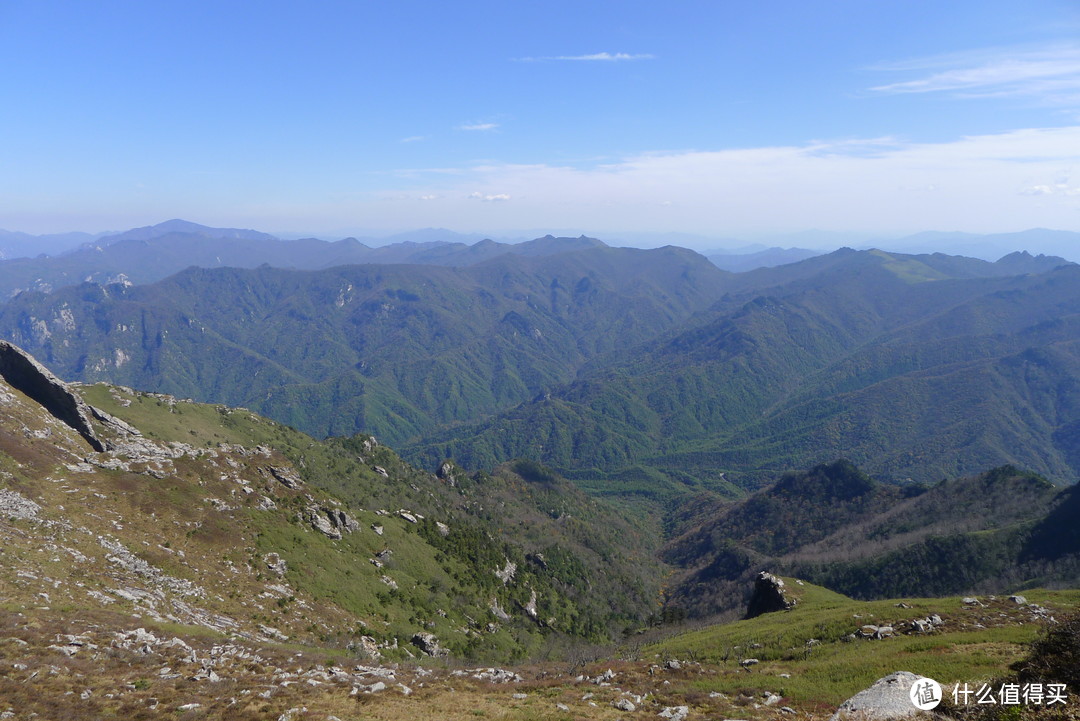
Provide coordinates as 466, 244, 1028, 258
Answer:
3, 0, 1080, 240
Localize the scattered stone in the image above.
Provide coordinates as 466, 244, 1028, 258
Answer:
264, 553, 287, 576
739, 658, 759, 669
0, 489, 41, 521
613, 697, 636, 712
659, 705, 689, 721
664, 659, 681, 670
1009, 595, 1027, 605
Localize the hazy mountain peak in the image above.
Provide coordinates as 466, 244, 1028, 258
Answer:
101, 219, 279, 243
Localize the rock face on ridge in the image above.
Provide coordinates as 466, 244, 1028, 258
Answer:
0, 339, 104, 451
745, 571, 796, 619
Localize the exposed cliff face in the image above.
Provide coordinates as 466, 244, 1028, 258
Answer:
0, 340, 104, 451
745, 571, 796, 619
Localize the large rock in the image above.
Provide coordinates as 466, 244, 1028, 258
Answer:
0, 340, 104, 451
410, 632, 446, 657
304, 505, 360, 539
830, 671, 939, 720
745, 571, 796, 618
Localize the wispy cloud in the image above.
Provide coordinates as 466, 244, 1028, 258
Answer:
377, 126, 1080, 234
459, 122, 499, 131
400, 135, 428, 143
870, 44, 1080, 104
516, 52, 654, 62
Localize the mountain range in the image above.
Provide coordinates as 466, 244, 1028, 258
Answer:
1, 221, 1078, 496
0, 220, 612, 299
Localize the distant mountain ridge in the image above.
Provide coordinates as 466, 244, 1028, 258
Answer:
0, 244, 730, 447
0, 228, 100, 260
99, 218, 279, 243
0, 219, 613, 298
706, 247, 823, 272
403, 249, 1080, 489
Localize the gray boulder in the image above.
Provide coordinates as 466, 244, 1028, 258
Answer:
411, 632, 446, 657
830, 671, 941, 720
304, 505, 359, 539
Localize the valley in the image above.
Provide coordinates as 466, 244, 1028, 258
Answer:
1, 222, 1079, 719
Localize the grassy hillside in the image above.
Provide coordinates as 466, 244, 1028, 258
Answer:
646, 577, 1080, 708
0, 370, 665, 667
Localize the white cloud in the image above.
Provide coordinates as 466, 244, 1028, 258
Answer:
516, 52, 654, 62
400, 135, 428, 143
376, 126, 1080, 234
459, 122, 499, 131
870, 44, 1080, 104
468, 192, 511, 202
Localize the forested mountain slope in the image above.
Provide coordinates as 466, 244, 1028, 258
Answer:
0, 245, 729, 446
661, 461, 1080, 618
409, 253, 1080, 488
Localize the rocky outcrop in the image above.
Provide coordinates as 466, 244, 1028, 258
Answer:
830, 671, 938, 720
745, 571, 796, 619
0, 488, 41, 520
0, 340, 104, 451
494, 559, 517, 585
436, 460, 457, 484
266, 465, 304, 489
304, 505, 360, 539
410, 632, 446, 657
